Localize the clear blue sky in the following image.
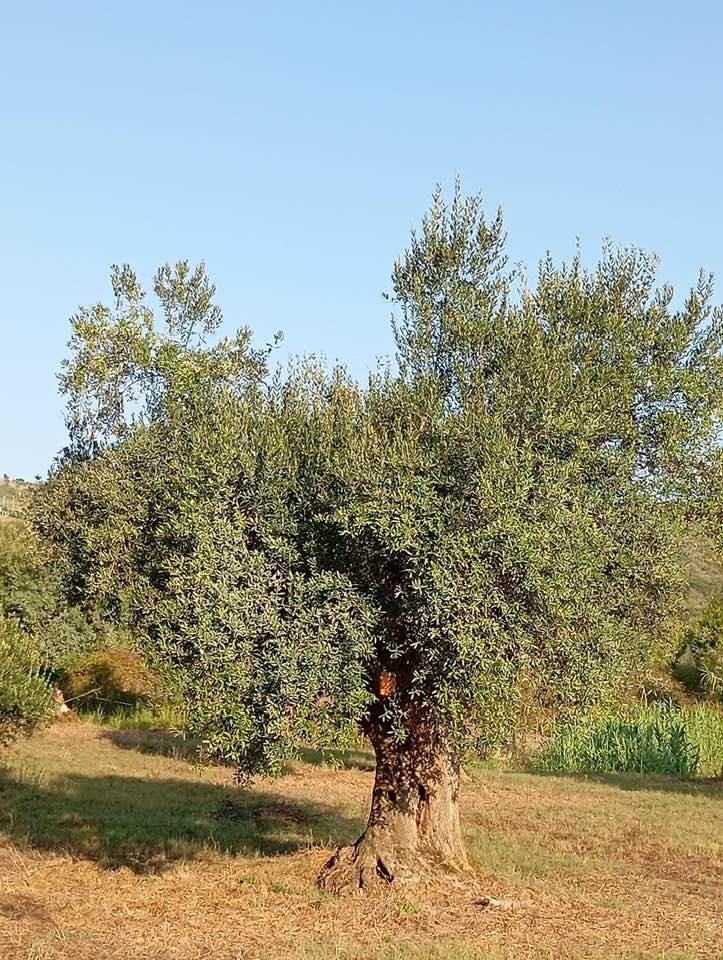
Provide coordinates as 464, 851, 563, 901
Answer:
2, 1, 722, 479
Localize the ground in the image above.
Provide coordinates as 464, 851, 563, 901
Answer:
0, 721, 721, 960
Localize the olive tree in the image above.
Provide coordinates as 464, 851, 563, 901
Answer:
35, 188, 723, 892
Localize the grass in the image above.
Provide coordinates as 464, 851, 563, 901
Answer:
75, 701, 183, 731
0, 719, 721, 959
0, 723, 362, 870
536, 703, 723, 778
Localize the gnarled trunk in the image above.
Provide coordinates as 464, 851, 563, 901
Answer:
319, 720, 468, 893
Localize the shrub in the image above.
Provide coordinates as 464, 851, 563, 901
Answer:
60, 646, 164, 712
0, 519, 97, 669
536, 703, 723, 778
0, 612, 54, 746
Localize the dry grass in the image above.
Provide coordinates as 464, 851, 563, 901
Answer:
1, 721, 721, 960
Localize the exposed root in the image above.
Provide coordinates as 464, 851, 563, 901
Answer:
318, 836, 471, 896
318, 840, 409, 895
319, 841, 535, 916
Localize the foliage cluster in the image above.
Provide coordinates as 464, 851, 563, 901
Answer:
683, 535, 723, 620
0, 520, 99, 667
675, 592, 723, 699
0, 611, 54, 746
0, 510, 115, 745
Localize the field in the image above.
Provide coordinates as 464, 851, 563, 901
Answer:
1, 721, 721, 960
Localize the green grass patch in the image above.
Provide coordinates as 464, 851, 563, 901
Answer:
466, 830, 585, 881
536, 703, 723, 778
78, 700, 183, 730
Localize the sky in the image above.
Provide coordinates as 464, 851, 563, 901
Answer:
2, 0, 723, 479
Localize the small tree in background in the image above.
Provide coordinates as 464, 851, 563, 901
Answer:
0, 512, 106, 740
35, 187, 723, 891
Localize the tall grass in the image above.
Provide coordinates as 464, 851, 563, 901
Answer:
536, 703, 723, 778
79, 701, 183, 730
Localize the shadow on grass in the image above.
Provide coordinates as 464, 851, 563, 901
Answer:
531, 768, 723, 798
295, 745, 375, 772
100, 727, 202, 762
0, 766, 363, 874
101, 729, 377, 773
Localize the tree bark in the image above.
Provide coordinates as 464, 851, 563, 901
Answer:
318, 719, 468, 894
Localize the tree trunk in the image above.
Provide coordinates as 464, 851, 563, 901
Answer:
318, 720, 468, 894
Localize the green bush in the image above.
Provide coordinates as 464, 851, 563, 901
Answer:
0, 612, 54, 746
0, 520, 97, 669
60, 646, 164, 712
536, 703, 723, 778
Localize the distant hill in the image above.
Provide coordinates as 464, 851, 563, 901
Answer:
0, 475, 34, 489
